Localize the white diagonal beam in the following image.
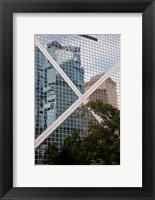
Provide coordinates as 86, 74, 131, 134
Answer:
35, 37, 103, 123
88, 108, 103, 123
35, 62, 120, 148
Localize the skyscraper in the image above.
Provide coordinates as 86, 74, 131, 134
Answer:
35, 47, 46, 138
35, 41, 87, 164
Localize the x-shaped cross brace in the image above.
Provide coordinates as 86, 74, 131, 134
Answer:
35, 37, 120, 148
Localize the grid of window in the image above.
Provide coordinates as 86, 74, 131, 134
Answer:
110, 68, 120, 109
35, 46, 79, 138
35, 34, 120, 164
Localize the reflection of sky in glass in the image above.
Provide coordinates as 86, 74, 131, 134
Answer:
36, 34, 120, 82
36, 34, 120, 108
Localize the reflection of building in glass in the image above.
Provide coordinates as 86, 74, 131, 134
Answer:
35, 41, 87, 164
84, 73, 117, 125
35, 47, 46, 138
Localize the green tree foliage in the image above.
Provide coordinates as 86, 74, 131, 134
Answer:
59, 130, 81, 164
81, 99, 120, 164
43, 143, 59, 164
43, 100, 120, 165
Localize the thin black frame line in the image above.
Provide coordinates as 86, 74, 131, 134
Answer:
0, 0, 154, 200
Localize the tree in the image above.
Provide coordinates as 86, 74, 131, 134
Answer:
81, 100, 120, 164
43, 100, 120, 165
44, 143, 59, 164
59, 130, 82, 164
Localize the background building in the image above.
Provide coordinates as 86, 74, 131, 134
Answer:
84, 73, 117, 125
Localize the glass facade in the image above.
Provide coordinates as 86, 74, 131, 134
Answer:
35, 34, 120, 164
35, 39, 87, 164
